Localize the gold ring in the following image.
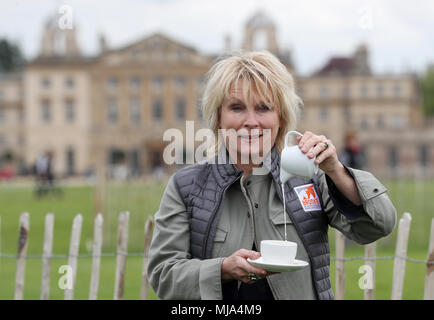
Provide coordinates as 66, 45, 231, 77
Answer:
322, 142, 329, 149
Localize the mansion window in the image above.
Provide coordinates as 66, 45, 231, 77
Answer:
175, 97, 185, 121
393, 84, 401, 97
342, 86, 350, 98
319, 86, 328, 99
376, 115, 385, 129
391, 115, 405, 129
65, 99, 75, 123
389, 146, 398, 169
108, 149, 126, 166
18, 110, 25, 123
107, 99, 118, 124
360, 85, 368, 98
65, 77, 75, 88
360, 116, 369, 129
253, 29, 267, 51
152, 76, 163, 92
106, 77, 118, 91
66, 147, 75, 175
129, 149, 140, 176
174, 76, 185, 90
319, 106, 328, 120
152, 99, 163, 121
18, 134, 24, 146
131, 49, 139, 60
376, 84, 384, 98
41, 100, 51, 123
177, 49, 186, 61
130, 76, 141, 90
419, 145, 429, 167
150, 37, 162, 49
343, 106, 351, 122
129, 98, 141, 125
41, 77, 51, 89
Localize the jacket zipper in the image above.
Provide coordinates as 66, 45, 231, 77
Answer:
241, 180, 279, 298
273, 179, 321, 299
243, 187, 257, 253
202, 172, 242, 258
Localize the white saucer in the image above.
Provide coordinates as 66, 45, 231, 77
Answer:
247, 257, 309, 273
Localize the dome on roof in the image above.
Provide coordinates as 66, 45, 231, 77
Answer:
39, 10, 81, 58
246, 11, 275, 28
44, 13, 58, 28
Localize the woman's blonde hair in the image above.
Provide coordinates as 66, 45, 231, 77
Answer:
201, 50, 302, 155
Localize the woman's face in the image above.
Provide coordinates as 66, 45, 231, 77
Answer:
219, 81, 281, 166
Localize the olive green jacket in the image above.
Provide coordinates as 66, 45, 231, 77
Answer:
147, 167, 396, 299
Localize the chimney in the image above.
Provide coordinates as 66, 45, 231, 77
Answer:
353, 43, 371, 75
99, 33, 108, 54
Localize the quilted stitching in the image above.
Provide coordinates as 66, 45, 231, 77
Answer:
174, 146, 334, 300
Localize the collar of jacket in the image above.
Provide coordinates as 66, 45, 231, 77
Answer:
210, 145, 280, 187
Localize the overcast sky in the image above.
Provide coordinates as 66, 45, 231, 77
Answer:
1, 0, 433, 76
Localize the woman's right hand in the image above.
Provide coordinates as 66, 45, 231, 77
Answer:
221, 249, 268, 284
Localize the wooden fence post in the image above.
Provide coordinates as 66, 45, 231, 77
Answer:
335, 230, 345, 300
140, 217, 154, 300
391, 212, 412, 300
114, 211, 129, 300
424, 218, 434, 300
89, 213, 103, 300
40, 213, 54, 300
95, 166, 106, 218
14, 212, 29, 300
364, 242, 376, 300
64, 214, 83, 300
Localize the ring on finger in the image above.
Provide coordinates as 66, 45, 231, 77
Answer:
248, 273, 259, 281
322, 141, 329, 150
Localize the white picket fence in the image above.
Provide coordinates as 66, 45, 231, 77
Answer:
2, 211, 434, 300
334, 212, 434, 300
7, 212, 154, 300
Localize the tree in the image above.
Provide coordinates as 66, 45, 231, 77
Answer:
0, 38, 25, 73
422, 65, 434, 116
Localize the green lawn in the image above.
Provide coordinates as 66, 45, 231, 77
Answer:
0, 180, 165, 300
0, 178, 433, 300
380, 178, 434, 249
0, 256, 158, 300
328, 238, 430, 300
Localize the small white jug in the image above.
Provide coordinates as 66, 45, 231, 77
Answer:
280, 131, 319, 183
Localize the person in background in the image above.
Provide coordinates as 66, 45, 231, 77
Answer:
35, 152, 48, 197
45, 151, 54, 189
34, 151, 60, 197
339, 131, 365, 170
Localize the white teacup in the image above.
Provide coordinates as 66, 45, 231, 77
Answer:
260, 240, 297, 264
280, 131, 319, 183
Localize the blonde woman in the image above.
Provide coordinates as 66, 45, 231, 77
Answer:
147, 50, 396, 300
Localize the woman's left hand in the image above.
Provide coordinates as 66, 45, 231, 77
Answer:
296, 131, 342, 175
296, 131, 363, 206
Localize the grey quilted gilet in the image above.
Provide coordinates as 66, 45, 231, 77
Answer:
173, 146, 334, 300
